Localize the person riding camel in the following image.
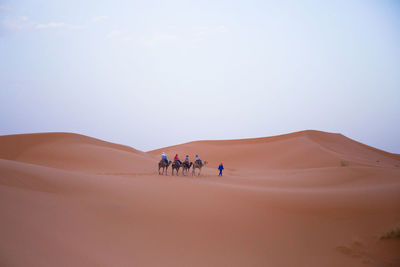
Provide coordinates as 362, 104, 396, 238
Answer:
184, 155, 190, 167
174, 154, 182, 166
195, 154, 202, 165
161, 152, 168, 165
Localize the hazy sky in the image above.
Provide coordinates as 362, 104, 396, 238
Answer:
1, 0, 400, 152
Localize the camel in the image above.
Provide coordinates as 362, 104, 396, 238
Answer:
158, 160, 171, 175
192, 160, 208, 176
182, 161, 193, 176
171, 161, 183, 176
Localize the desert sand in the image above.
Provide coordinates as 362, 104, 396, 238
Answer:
0, 130, 399, 266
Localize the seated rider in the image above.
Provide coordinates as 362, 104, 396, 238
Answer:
195, 154, 202, 165
174, 154, 182, 166
184, 155, 190, 167
161, 152, 168, 165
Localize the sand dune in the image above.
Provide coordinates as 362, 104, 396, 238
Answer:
149, 130, 400, 169
0, 132, 156, 174
0, 130, 399, 266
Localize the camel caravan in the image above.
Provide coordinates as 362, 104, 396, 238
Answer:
158, 153, 208, 176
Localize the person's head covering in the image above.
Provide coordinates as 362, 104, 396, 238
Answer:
186, 155, 188, 157
162, 152, 165, 155
175, 154, 178, 156
220, 163, 223, 165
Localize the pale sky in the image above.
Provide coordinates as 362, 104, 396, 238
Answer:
1, 0, 400, 152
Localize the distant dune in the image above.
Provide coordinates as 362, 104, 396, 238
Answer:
149, 130, 400, 169
0, 132, 156, 174
0, 130, 399, 267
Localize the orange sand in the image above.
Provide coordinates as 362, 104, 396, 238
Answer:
1, 130, 399, 266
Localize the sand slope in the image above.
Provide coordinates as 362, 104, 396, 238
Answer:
0, 132, 156, 174
149, 130, 400, 169
1, 130, 399, 267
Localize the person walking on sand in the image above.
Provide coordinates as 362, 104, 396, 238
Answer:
218, 163, 224, 176
161, 152, 168, 165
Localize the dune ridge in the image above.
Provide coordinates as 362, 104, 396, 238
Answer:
0, 132, 156, 173
149, 130, 400, 169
